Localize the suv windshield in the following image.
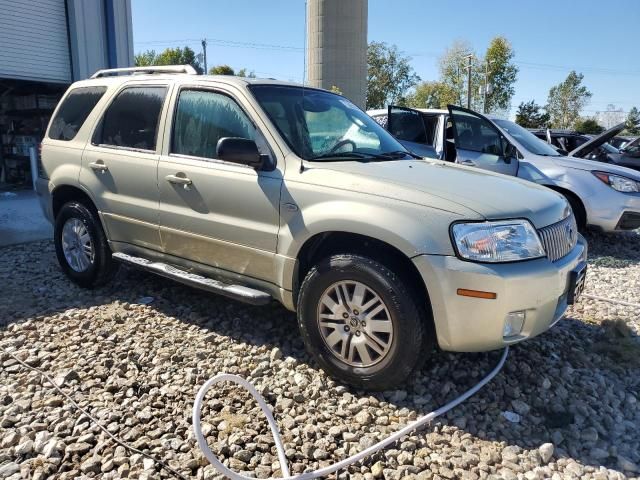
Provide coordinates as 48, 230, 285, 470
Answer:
250, 85, 410, 161
493, 119, 562, 157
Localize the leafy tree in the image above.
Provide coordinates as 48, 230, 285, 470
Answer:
484, 36, 518, 113
134, 50, 158, 67
514, 100, 550, 128
546, 71, 592, 129
209, 65, 235, 75
574, 118, 604, 134
134, 46, 203, 74
366, 41, 420, 109
438, 40, 481, 109
624, 106, 640, 135
236, 68, 256, 78
406, 81, 457, 109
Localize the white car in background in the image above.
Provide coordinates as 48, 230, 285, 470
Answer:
369, 106, 640, 232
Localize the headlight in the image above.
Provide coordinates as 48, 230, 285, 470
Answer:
593, 171, 640, 193
452, 220, 545, 263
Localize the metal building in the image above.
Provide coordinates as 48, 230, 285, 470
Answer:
0, 0, 134, 187
307, 0, 368, 108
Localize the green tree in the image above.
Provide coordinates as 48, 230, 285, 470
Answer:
624, 106, 640, 135
438, 40, 481, 109
574, 118, 604, 134
406, 81, 457, 109
209, 65, 235, 75
134, 46, 203, 74
134, 50, 158, 67
483, 36, 518, 113
514, 100, 550, 128
546, 71, 592, 129
236, 68, 256, 78
366, 41, 420, 109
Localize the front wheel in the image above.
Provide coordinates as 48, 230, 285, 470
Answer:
297, 254, 432, 390
54, 201, 118, 288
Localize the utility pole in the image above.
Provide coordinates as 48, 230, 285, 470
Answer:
483, 59, 492, 114
201, 39, 208, 74
464, 54, 473, 109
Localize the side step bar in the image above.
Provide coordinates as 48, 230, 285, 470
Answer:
112, 252, 271, 306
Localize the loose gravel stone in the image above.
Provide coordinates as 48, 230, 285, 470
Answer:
0, 232, 638, 479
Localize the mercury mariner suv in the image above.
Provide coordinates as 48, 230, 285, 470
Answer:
37, 66, 587, 390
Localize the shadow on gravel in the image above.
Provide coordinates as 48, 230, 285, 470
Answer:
1, 239, 638, 475
584, 229, 640, 262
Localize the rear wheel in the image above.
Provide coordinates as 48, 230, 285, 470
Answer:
54, 201, 118, 288
297, 254, 432, 390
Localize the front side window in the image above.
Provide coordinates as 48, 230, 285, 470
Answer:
250, 85, 408, 161
451, 109, 502, 156
172, 89, 256, 159
48, 86, 107, 141
95, 86, 167, 151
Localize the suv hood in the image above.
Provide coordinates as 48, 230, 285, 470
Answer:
552, 154, 640, 180
569, 123, 625, 158
311, 159, 568, 229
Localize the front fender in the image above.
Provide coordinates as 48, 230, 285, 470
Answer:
278, 198, 460, 261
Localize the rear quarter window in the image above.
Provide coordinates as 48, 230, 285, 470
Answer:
48, 86, 107, 141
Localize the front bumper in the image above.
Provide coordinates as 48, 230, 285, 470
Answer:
584, 189, 640, 231
413, 235, 588, 352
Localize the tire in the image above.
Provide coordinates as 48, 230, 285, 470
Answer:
54, 201, 118, 288
562, 193, 586, 232
297, 254, 432, 390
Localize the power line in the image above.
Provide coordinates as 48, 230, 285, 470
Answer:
135, 37, 304, 52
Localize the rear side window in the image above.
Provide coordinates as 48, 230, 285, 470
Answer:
48, 86, 107, 141
95, 86, 167, 151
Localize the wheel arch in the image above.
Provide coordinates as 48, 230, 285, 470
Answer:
51, 184, 100, 221
292, 231, 434, 327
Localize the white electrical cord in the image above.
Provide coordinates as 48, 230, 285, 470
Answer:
193, 347, 509, 480
582, 293, 640, 309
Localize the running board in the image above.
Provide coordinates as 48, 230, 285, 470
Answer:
112, 252, 271, 305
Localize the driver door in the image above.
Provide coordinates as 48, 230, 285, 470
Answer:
447, 105, 518, 176
387, 106, 436, 158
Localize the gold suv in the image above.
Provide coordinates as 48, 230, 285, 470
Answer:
38, 66, 587, 390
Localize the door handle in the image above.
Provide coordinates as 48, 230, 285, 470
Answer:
460, 159, 477, 166
89, 160, 108, 173
165, 173, 192, 187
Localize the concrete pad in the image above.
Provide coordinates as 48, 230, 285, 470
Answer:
0, 190, 53, 247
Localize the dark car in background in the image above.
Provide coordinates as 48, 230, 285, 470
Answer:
531, 124, 640, 172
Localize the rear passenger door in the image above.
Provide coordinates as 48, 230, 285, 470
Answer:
157, 85, 282, 282
80, 83, 170, 250
447, 105, 518, 176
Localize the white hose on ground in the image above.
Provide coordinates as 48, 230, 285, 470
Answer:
582, 293, 640, 309
192, 347, 509, 480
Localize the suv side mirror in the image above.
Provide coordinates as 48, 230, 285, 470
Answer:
502, 139, 518, 164
216, 137, 264, 169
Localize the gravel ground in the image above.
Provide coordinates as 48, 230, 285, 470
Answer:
0, 231, 638, 480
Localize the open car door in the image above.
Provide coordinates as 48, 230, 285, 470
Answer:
387, 105, 437, 158
447, 105, 518, 176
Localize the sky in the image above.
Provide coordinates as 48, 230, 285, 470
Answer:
132, 0, 640, 116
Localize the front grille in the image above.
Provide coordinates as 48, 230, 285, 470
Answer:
538, 213, 578, 262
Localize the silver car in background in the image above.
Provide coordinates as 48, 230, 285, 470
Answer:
370, 106, 640, 232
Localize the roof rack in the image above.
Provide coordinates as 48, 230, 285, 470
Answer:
90, 65, 198, 79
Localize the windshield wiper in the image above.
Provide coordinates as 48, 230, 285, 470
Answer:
311, 150, 416, 161
379, 150, 421, 159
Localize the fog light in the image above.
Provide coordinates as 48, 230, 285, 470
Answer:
503, 311, 525, 338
